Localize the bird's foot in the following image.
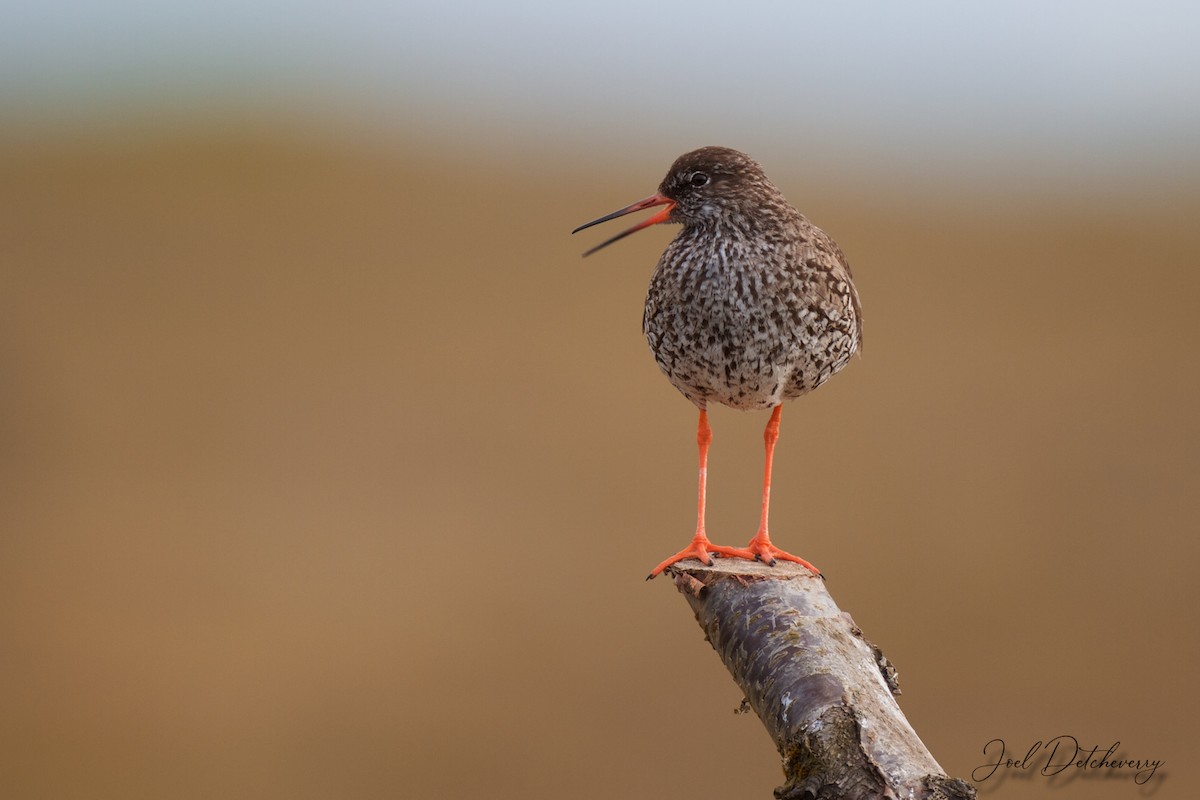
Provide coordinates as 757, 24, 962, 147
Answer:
732, 537, 822, 577
646, 537, 750, 580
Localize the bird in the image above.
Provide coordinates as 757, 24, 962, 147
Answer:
572, 146, 862, 580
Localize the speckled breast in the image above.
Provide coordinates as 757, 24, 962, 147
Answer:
642, 226, 860, 411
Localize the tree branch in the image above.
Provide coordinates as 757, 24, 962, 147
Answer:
668, 559, 976, 800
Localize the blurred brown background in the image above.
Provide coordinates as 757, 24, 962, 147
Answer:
2, 4, 1199, 799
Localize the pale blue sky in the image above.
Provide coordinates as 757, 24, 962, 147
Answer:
4, 1, 1198, 175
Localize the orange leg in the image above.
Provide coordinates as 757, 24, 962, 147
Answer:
735, 405, 821, 575
646, 409, 749, 579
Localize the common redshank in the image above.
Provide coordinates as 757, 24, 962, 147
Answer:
572, 147, 862, 579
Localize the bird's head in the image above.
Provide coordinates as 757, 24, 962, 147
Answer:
657, 146, 774, 223
572, 146, 779, 256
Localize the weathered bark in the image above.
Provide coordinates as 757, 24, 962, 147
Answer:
669, 559, 975, 800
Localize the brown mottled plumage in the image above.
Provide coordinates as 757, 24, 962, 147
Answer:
573, 146, 862, 578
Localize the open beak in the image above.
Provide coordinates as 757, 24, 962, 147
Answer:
571, 193, 675, 257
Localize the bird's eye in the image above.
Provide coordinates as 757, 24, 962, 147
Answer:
689, 172, 710, 188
